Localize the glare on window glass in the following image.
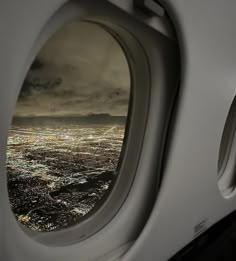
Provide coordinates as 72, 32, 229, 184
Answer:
7, 21, 130, 232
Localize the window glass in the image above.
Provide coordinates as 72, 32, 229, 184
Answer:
7, 21, 130, 232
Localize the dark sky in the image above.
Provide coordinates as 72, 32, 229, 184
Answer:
15, 21, 130, 117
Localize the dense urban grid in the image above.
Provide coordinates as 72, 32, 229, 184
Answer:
7, 122, 125, 232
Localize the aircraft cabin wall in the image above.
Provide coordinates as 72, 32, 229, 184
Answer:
0, 0, 236, 260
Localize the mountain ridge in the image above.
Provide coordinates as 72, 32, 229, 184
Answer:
12, 114, 127, 126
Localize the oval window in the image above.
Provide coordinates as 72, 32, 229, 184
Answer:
218, 96, 236, 198
7, 21, 131, 232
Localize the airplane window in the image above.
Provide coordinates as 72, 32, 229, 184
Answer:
218, 96, 236, 197
7, 21, 131, 232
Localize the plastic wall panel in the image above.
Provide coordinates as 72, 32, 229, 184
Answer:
123, 0, 236, 260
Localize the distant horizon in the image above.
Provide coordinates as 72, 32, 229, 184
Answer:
12, 113, 127, 126
13, 113, 127, 118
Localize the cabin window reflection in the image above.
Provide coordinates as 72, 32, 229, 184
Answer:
7, 21, 131, 232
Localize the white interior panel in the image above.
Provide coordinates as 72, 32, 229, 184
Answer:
123, 0, 236, 260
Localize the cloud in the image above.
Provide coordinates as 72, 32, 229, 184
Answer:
15, 21, 130, 117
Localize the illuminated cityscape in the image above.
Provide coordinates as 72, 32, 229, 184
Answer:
7, 122, 125, 231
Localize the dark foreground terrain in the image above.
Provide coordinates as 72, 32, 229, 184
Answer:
7, 124, 125, 231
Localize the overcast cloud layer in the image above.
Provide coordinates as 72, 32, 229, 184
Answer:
15, 21, 130, 117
